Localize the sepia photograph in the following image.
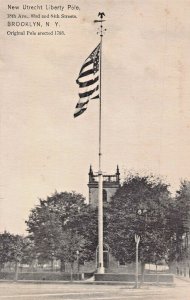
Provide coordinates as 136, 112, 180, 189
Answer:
0, 0, 190, 299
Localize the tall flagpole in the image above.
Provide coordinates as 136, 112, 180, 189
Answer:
94, 12, 106, 274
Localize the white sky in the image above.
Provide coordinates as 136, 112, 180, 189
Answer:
0, 0, 190, 234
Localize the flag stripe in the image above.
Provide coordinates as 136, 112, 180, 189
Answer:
78, 59, 93, 74
91, 94, 99, 100
78, 76, 99, 88
76, 100, 89, 109
79, 87, 98, 98
74, 107, 87, 118
78, 80, 99, 95
78, 69, 95, 79
77, 71, 99, 83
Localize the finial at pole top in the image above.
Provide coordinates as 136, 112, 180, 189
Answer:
94, 12, 106, 37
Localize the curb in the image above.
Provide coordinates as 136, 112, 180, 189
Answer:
0, 279, 175, 287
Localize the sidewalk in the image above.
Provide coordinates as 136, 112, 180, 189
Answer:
175, 276, 190, 285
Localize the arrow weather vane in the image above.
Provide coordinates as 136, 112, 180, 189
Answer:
94, 12, 106, 37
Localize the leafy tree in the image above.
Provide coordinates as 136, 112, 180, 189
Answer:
68, 206, 98, 264
0, 232, 23, 270
26, 191, 93, 271
0, 232, 16, 270
166, 180, 190, 264
19, 237, 36, 266
0, 232, 35, 276
107, 174, 173, 278
175, 181, 190, 233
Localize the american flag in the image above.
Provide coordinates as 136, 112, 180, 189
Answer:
74, 43, 100, 118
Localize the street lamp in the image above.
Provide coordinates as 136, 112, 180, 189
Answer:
134, 208, 147, 288
135, 234, 140, 289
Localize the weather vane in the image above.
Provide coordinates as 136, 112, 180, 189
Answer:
94, 12, 106, 37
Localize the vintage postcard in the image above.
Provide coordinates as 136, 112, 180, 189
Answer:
0, 0, 190, 299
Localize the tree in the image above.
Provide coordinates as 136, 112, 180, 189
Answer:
175, 181, 190, 233
19, 237, 36, 266
0, 232, 35, 277
167, 181, 190, 264
68, 206, 99, 264
0, 232, 16, 270
26, 191, 93, 271
107, 174, 173, 278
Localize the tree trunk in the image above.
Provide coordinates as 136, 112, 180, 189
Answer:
0, 263, 4, 272
60, 259, 65, 272
14, 261, 19, 281
141, 262, 145, 284
156, 263, 159, 285
20, 265, 23, 273
166, 260, 173, 273
70, 262, 74, 281
51, 259, 54, 271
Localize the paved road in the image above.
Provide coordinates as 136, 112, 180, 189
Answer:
0, 278, 189, 300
